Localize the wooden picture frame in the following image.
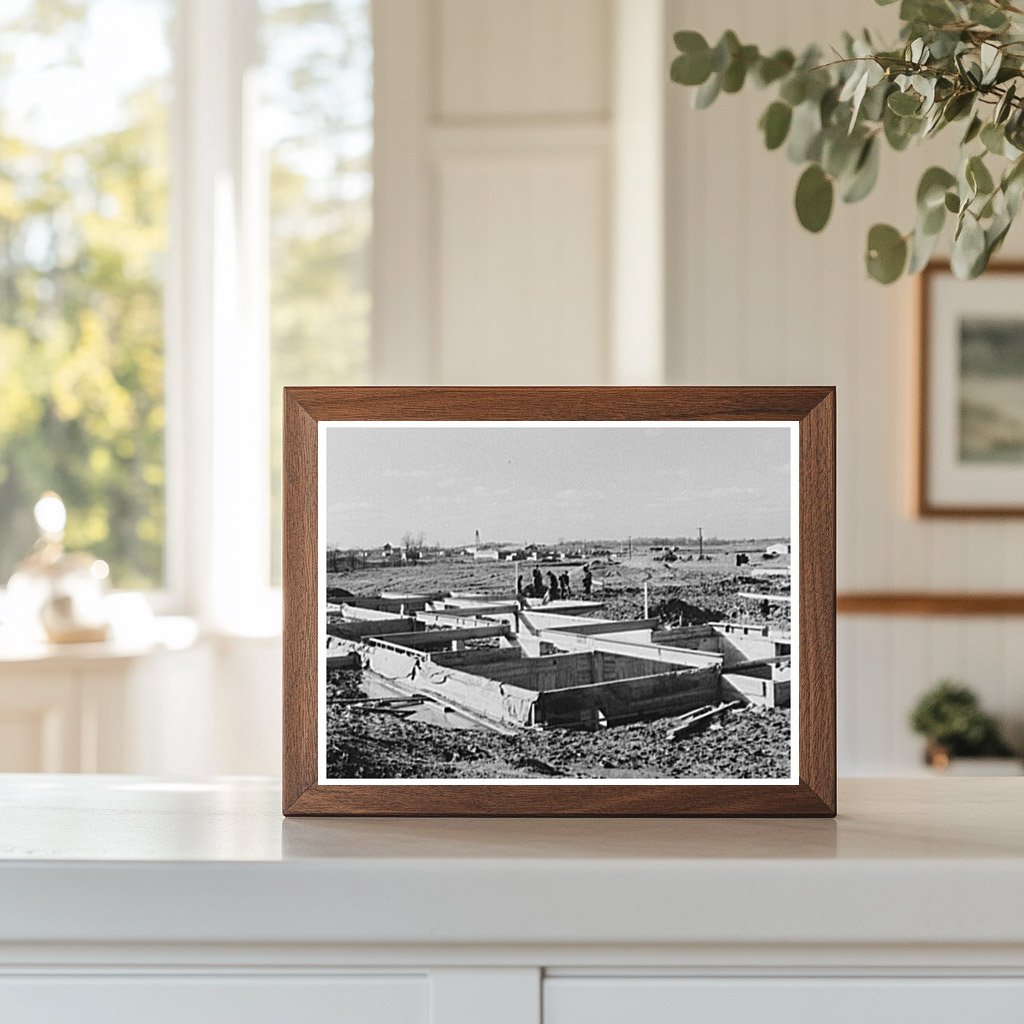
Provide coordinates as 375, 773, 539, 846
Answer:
917, 260, 1024, 517
283, 387, 836, 817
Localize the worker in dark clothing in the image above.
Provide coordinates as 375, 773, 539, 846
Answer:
559, 571, 571, 599
532, 566, 544, 598
547, 571, 560, 602
760, 598, 771, 619
582, 565, 593, 597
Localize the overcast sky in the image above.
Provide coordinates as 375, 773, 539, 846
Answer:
324, 424, 793, 548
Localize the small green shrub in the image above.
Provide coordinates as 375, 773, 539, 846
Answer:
909, 680, 1014, 756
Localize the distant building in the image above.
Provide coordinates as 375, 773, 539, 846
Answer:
473, 547, 500, 561
765, 542, 791, 556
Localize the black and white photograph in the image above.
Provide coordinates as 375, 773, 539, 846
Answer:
318, 422, 798, 784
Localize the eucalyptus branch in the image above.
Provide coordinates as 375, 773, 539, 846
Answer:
670, 0, 1024, 283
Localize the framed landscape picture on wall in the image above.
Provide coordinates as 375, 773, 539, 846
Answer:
282, 387, 836, 817
918, 262, 1024, 516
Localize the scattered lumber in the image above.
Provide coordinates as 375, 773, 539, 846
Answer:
668, 700, 741, 741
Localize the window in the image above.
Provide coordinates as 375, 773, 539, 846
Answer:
0, 0, 373, 611
262, 0, 373, 581
0, 0, 172, 589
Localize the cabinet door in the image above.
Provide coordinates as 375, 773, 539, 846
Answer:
0, 974, 427, 1024
544, 977, 1024, 1024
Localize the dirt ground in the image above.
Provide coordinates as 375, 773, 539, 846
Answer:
325, 669, 791, 781
328, 550, 791, 629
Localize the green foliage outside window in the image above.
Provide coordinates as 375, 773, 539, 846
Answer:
0, 0, 373, 590
0, 0, 170, 587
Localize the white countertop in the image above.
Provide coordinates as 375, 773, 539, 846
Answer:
1, 775, 1022, 951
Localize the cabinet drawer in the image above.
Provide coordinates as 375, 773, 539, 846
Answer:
544, 977, 1024, 1024
0, 974, 427, 1024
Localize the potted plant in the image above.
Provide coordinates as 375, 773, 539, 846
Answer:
909, 680, 1019, 772
670, 0, 1024, 283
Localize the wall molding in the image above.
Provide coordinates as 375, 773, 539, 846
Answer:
837, 593, 1024, 616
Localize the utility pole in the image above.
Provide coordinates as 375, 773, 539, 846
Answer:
628, 536, 632, 560
698, 526, 704, 560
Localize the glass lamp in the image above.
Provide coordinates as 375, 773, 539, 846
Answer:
5, 493, 111, 644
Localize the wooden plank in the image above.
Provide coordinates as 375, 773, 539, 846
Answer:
542, 617, 660, 636
335, 604, 411, 622
537, 629, 722, 668
417, 609, 512, 627
381, 625, 511, 648
327, 619, 419, 639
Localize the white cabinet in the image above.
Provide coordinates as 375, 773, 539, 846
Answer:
0, 975, 428, 1024
544, 977, 1024, 1024
1, 777, 1022, 1024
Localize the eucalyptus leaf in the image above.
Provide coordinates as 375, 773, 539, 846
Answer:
908, 221, 942, 273
888, 90, 921, 115
779, 73, 807, 106
884, 106, 922, 149
920, 199, 946, 235
962, 115, 983, 145
861, 79, 892, 122
820, 85, 841, 126
760, 101, 793, 150
754, 49, 795, 87
921, 103, 942, 138
721, 44, 759, 92
981, 121, 1006, 155
842, 137, 881, 203
787, 101, 823, 162
970, 2, 1009, 30
996, 82, 1017, 124
671, 49, 712, 87
917, 166, 957, 210
710, 31, 740, 73
942, 91, 974, 122
951, 211, 987, 278
822, 128, 863, 178
980, 42, 1003, 86
866, 223, 908, 283
967, 154, 995, 195
694, 73, 721, 109
795, 164, 834, 232
1004, 158, 1024, 216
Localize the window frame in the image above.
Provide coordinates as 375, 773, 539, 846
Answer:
164, 0, 280, 633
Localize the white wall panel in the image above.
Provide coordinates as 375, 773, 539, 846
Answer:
438, 0, 610, 120
376, 0, 622, 385
437, 151, 608, 384
666, 0, 1024, 774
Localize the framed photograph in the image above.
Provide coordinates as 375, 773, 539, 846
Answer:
283, 387, 835, 816
917, 261, 1024, 516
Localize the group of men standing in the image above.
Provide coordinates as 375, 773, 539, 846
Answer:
517, 564, 593, 603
